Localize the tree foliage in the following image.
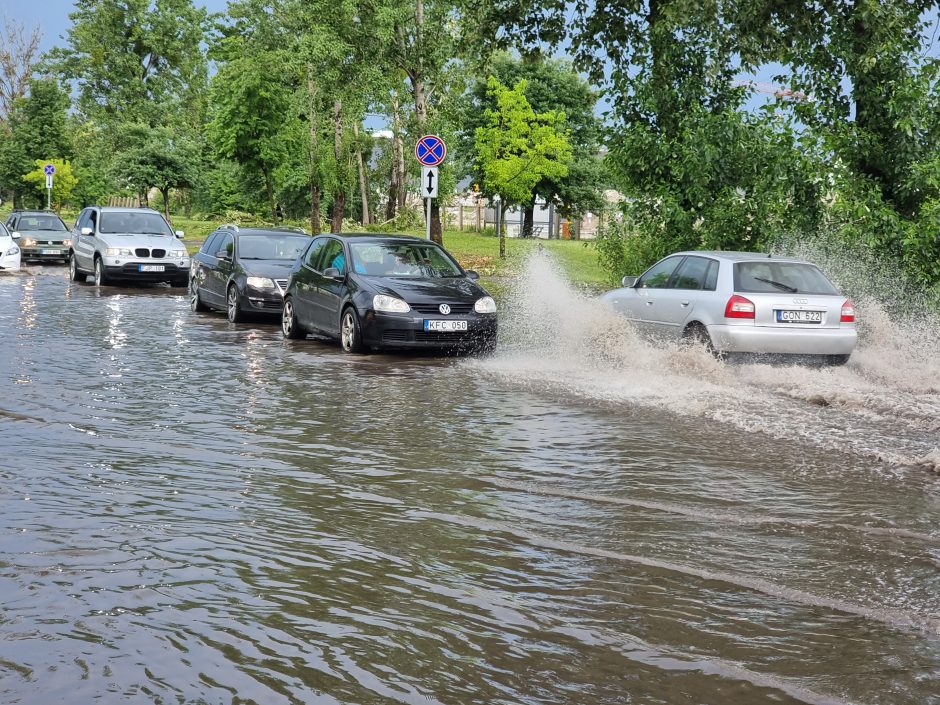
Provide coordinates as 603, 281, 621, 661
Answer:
22, 159, 77, 208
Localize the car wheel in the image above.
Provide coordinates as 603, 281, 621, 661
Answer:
69, 254, 85, 282
226, 284, 244, 323
340, 306, 364, 353
93, 256, 109, 286
190, 279, 209, 312
281, 296, 305, 339
684, 323, 721, 359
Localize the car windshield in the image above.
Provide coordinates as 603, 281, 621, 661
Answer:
99, 212, 174, 236
238, 234, 309, 260
350, 242, 463, 278
18, 215, 67, 231
734, 261, 839, 295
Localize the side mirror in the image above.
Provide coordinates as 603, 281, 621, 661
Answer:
465, 269, 480, 281
621, 275, 638, 288
215, 249, 232, 260
175, 230, 185, 239
81, 227, 94, 237
11, 231, 20, 240
322, 266, 342, 279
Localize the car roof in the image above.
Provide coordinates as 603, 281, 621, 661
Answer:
673, 250, 813, 264
11, 210, 61, 216
94, 207, 163, 213
235, 227, 309, 237
328, 232, 432, 244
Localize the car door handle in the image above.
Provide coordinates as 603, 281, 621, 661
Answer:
680, 301, 690, 307
645, 300, 654, 305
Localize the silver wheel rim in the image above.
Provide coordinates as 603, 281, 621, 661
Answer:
227, 288, 237, 321
341, 312, 354, 350
282, 301, 293, 335
70, 257, 77, 279
94, 260, 102, 285
190, 281, 199, 310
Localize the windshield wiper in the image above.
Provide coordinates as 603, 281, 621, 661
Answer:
754, 276, 797, 293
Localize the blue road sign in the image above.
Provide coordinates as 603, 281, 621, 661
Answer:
415, 135, 446, 166
43, 163, 56, 176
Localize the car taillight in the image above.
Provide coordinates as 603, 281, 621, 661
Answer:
840, 299, 855, 322
724, 294, 755, 319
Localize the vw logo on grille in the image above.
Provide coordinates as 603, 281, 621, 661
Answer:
439, 304, 451, 315
792, 297, 808, 304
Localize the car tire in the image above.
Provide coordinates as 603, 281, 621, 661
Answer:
69, 254, 85, 282
340, 306, 364, 353
281, 296, 305, 339
826, 354, 850, 366
684, 323, 721, 359
190, 279, 209, 312
226, 284, 244, 323
93, 256, 109, 286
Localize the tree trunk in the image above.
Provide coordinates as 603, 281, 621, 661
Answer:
331, 99, 344, 234
522, 200, 535, 238
386, 93, 403, 221
498, 202, 506, 258
263, 168, 276, 222
352, 122, 370, 225
307, 71, 322, 234
160, 186, 171, 222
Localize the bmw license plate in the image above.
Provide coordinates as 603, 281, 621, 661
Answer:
40, 249, 63, 255
424, 319, 468, 332
139, 264, 165, 272
776, 310, 822, 323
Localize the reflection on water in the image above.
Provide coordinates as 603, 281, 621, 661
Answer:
0, 267, 938, 705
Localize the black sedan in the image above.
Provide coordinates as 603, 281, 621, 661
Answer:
281, 234, 498, 353
190, 226, 310, 322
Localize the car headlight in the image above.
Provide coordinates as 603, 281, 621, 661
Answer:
168, 249, 187, 258
63, 239, 71, 247
373, 294, 411, 313
474, 296, 497, 314
246, 276, 275, 289
22, 238, 36, 247
5, 246, 19, 256
106, 248, 134, 256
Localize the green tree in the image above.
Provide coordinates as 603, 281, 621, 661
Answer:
474, 77, 572, 257
22, 159, 78, 208
0, 78, 73, 208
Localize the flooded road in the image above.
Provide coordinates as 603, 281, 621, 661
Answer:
1, 262, 939, 705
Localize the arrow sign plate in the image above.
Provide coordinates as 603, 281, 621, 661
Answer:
422, 166, 439, 198
415, 135, 446, 166
46, 175, 53, 189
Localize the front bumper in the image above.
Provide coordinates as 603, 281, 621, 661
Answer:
0, 253, 21, 271
240, 287, 284, 314
708, 323, 857, 355
361, 310, 498, 350
21, 245, 69, 261
104, 260, 189, 282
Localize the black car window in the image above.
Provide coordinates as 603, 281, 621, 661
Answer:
238, 234, 309, 260
637, 256, 682, 289
88, 210, 98, 230
215, 233, 234, 258
201, 232, 222, 255
304, 238, 327, 268
316, 239, 346, 273
350, 242, 463, 278
76, 210, 90, 230
18, 215, 67, 231
672, 256, 712, 290
7, 216, 17, 229
704, 260, 719, 291
734, 261, 838, 295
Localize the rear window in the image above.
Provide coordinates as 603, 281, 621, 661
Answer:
734, 261, 838, 295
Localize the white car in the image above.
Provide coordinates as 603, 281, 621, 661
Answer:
69, 206, 189, 287
601, 251, 857, 364
0, 223, 21, 272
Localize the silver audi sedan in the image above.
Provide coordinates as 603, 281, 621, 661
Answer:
601, 251, 857, 364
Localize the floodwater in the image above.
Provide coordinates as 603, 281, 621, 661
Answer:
1, 259, 938, 705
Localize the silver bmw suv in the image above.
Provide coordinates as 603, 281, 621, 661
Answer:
69, 207, 190, 287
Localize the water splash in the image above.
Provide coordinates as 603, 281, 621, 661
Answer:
474, 251, 940, 473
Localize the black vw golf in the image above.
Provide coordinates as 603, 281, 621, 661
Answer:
281, 234, 498, 353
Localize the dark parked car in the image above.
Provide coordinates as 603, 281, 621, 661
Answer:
280, 233, 498, 354
190, 225, 311, 322
5, 210, 71, 263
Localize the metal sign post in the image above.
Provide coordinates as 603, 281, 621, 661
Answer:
415, 136, 446, 241
43, 163, 56, 210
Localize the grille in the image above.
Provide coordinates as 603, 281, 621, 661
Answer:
382, 329, 412, 343
274, 279, 288, 293
151, 249, 166, 258
410, 302, 474, 315
414, 330, 476, 343
135, 248, 150, 257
